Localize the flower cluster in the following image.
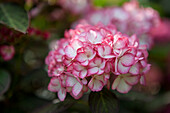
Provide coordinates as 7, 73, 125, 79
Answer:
45, 23, 150, 101
74, 0, 160, 49
0, 45, 15, 61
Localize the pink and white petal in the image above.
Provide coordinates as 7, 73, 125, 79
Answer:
114, 37, 128, 49
50, 77, 60, 86
80, 70, 87, 78
63, 56, 72, 66
72, 70, 79, 77
92, 79, 104, 91
58, 89, 66, 101
48, 83, 60, 92
97, 46, 104, 57
66, 77, 77, 87
71, 91, 83, 99
71, 39, 83, 50
81, 60, 89, 66
95, 33, 103, 44
94, 57, 102, 65
89, 61, 97, 67
114, 58, 118, 73
112, 76, 121, 90
97, 69, 104, 75
129, 63, 140, 75
124, 75, 139, 85
88, 67, 99, 75
73, 63, 84, 71
100, 61, 106, 69
72, 82, 83, 96
103, 55, 115, 59
65, 45, 76, 58
88, 78, 94, 90
87, 30, 96, 43
118, 61, 130, 74
82, 78, 87, 85
120, 54, 135, 67
104, 46, 112, 55
88, 51, 96, 60
76, 53, 87, 62
117, 78, 132, 93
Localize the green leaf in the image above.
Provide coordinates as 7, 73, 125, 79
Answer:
89, 88, 119, 113
0, 3, 29, 33
0, 69, 11, 95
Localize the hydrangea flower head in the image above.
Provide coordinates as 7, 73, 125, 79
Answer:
46, 23, 150, 101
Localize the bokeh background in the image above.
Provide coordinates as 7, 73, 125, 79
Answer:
0, 0, 170, 113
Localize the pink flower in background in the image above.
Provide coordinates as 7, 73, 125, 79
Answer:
58, 0, 92, 14
0, 45, 15, 61
74, 0, 160, 49
150, 19, 170, 42
45, 23, 150, 101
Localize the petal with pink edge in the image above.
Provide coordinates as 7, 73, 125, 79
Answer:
118, 61, 130, 74
76, 53, 87, 62
97, 46, 104, 57
114, 37, 128, 49
71, 39, 83, 50
65, 45, 76, 58
112, 76, 120, 90
104, 46, 112, 55
81, 60, 89, 66
94, 57, 102, 65
80, 70, 87, 78
117, 78, 132, 93
124, 75, 139, 85
129, 63, 140, 75
72, 82, 83, 96
120, 54, 135, 67
92, 79, 104, 91
71, 91, 83, 99
48, 83, 60, 92
88, 67, 99, 75
103, 55, 115, 59
66, 77, 77, 87
50, 77, 60, 86
58, 89, 66, 101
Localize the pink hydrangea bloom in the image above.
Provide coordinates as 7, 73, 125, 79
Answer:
74, 0, 160, 49
0, 45, 15, 61
46, 23, 150, 101
58, 0, 92, 14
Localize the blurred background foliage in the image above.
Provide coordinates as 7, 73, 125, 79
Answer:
0, 0, 170, 113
